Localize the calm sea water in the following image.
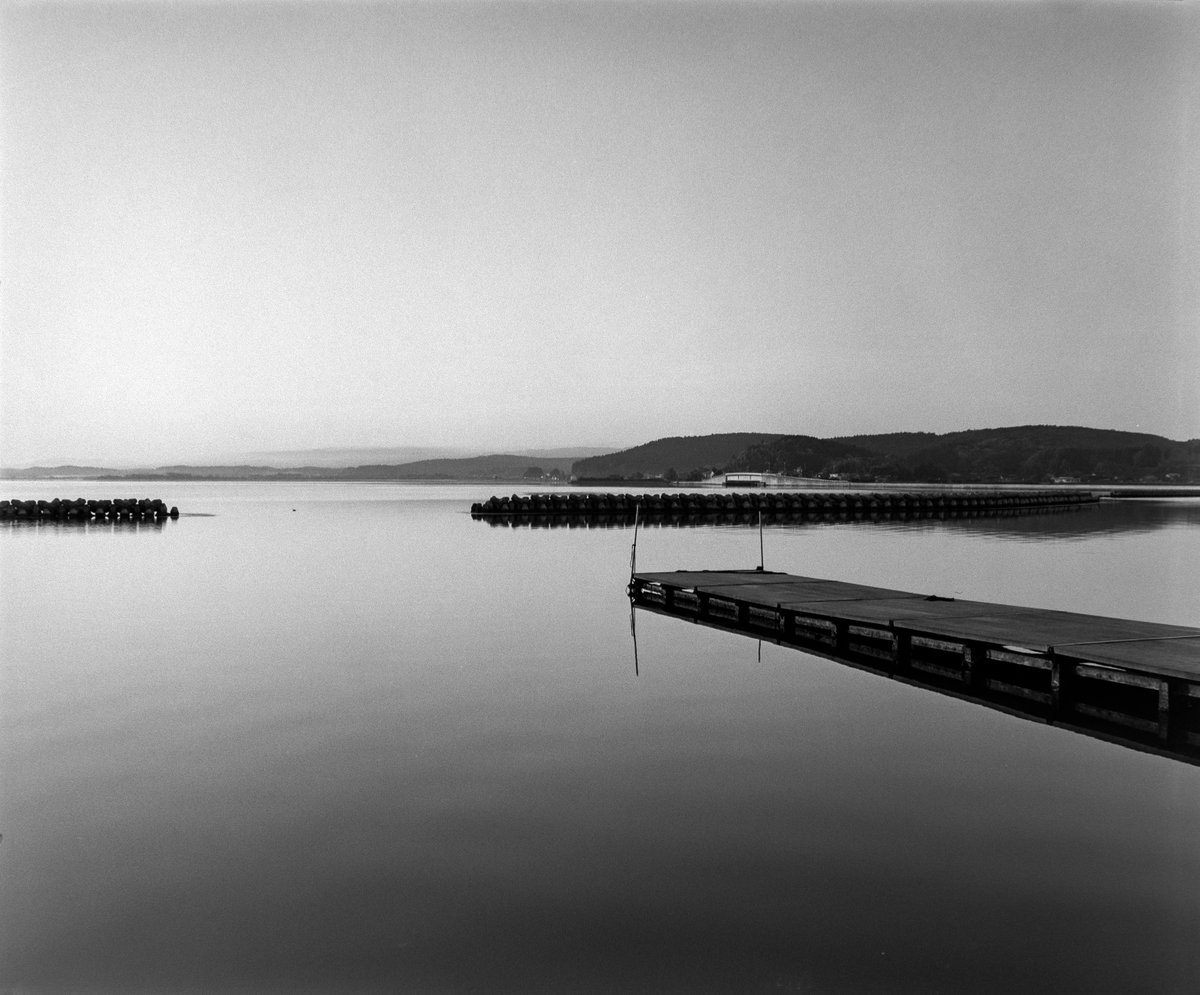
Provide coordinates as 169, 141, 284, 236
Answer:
2, 482, 1198, 993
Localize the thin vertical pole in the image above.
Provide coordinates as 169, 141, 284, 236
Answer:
758, 508, 764, 571
629, 503, 641, 676
630, 501, 641, 582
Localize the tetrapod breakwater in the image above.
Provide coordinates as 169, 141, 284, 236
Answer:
0, 498, 180, 522
471, 489, 1098, 525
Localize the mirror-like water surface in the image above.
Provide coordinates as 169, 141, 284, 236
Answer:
2, 483, 1198, 992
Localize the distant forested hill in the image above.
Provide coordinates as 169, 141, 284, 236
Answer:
571, 433, 782, 480
835, 426, 1173, 457
566, 426, 1197, 484
733, 426, 1200, 483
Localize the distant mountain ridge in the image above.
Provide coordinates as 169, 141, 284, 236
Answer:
238, 446, 472, 467
1, 452, 597, 481
4, 427, 1196, 484
331, 454, 580, 479
237, 445, 618, 467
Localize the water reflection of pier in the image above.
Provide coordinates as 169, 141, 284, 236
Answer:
629, 570, 1200, 767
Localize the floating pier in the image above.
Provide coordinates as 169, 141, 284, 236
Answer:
629, 569, 1200, 765
473, 489, 1097, 524
0, 498, 179, 522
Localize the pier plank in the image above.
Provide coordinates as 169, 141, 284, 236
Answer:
1052, 637, 1200, 676
634, 570, 788, 589
702, 581, 925, 605
899, 610, 1199, 657
775, 597, 1003, 623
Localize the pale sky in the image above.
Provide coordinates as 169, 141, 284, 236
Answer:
2, 0, 1198, 465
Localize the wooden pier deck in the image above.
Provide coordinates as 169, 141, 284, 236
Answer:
629, 569, 1200, 764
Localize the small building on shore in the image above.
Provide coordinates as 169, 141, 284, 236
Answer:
723, 472, 771, 488
719, 471, 845, 489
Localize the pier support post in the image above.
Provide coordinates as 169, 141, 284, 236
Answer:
834, 620, 849, 656
1050, 654, 1075, 721
1163, 678, 1190, 746
963, 643, 987, 690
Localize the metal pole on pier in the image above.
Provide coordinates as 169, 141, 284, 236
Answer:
630, 500, 641, 583
758, 509, 764, 571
